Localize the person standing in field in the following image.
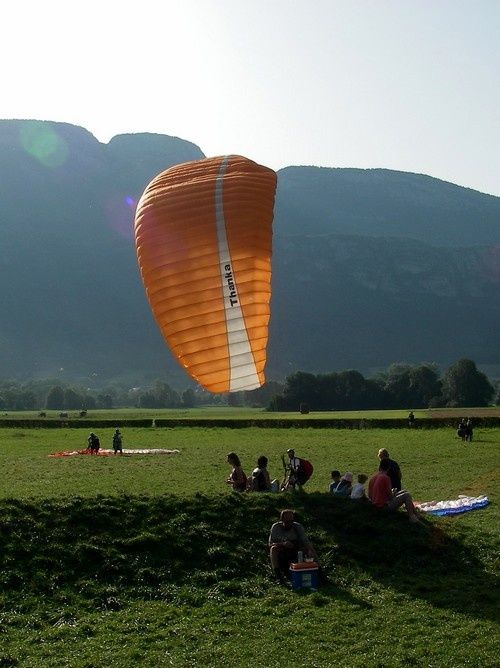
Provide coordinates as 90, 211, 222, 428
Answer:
377, 448, 402, 491
112, 429, 123, 455
87, 432, 100, 454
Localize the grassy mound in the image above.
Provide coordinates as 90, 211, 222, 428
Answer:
1, 493, 496, 620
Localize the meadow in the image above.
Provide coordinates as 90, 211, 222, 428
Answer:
3, 406, 500, 422
0, 424, 498, 667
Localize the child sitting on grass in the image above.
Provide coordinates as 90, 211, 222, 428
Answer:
350, 473, 368, 499
334, 472, 353, 497
329, 470, 341, 494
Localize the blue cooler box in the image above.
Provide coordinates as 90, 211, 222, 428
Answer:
289, 564, 319, 590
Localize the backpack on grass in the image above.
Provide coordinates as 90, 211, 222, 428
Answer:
298, 458, 313, 483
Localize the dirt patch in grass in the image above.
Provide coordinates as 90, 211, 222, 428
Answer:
428, 408, 500, 418
461, 467, 500, 496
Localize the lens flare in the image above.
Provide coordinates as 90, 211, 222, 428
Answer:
105, 195, 135, 239
19, 121, 69, 168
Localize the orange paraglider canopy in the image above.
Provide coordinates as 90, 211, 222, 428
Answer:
134, 155, 277, 393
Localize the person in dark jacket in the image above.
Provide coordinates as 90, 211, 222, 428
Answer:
87, 432, 100, 454
250, 455, 272, 491
112, 429, 123, 454
377, 448, 402, 491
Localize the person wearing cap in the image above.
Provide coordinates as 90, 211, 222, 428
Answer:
112, 429, 123, 455
268, 509, 318, 584
333, 472, 353, 497
287, 448, 301, 475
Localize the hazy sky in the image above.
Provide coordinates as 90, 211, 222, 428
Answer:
3, 0, 499, 195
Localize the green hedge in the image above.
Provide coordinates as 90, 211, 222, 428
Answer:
0, 417, 498, 429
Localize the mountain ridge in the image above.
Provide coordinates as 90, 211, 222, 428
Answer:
1, 119, 498, 385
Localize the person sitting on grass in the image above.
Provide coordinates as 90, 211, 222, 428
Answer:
350, 473, 368, 500
226, 452, 247, 492
281, 449, 313, 491
268, 509, 318, 584
377, 448, 402, 491
333, 472, 353, 497
368, 459, 421, 523
250, 455, 272, 492
329, 470, 341, 494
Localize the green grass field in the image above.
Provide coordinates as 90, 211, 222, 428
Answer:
3, 406, 500, 421
0, 425, 498, 667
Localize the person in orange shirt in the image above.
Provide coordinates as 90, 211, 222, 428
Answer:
368, 458, 420, 523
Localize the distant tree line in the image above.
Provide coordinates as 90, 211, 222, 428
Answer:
0, 359, 497, 412
268, 359, 496, 411
0, 379, 252, 411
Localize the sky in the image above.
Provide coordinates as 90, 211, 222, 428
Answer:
3, 0, 499, 196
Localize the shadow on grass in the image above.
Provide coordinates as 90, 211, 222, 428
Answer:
0, 493, 497, 622
298, 493, 498, 622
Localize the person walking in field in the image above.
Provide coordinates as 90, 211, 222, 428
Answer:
112, 429, 123, 454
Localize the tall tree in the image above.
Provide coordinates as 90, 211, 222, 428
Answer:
64, 388, 83, 409
408, 364, 442, 407
281, 372, 321, 411
46, 386, 65, 410
441, 359, 494, 407
181, 388, 196, 408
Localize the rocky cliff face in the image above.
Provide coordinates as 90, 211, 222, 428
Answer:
0, 120, 498, 383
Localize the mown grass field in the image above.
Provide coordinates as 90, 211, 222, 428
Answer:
3, 406, 500, 421
0, 424, 499, 667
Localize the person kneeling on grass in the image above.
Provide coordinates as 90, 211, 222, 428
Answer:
368, 459, 421, 523
268, 509, 319, 584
